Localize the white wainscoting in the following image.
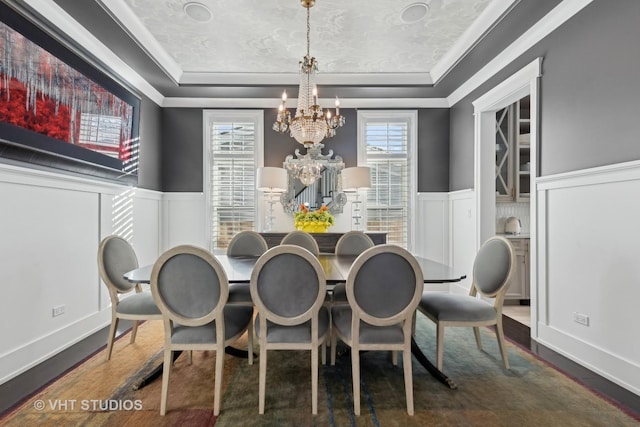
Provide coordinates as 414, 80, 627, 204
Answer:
161, 192, 207, 250
536, 160, 640, 395
449, 190, 476, 294
0, 164, 162, 385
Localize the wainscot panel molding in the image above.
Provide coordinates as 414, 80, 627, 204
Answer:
161, 192, 207, 251
0, 163, 162, 385
448, 189, 476, 294
415, 193, 450, 292
536, 160, 640, 396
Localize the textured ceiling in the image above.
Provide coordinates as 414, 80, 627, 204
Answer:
43, 0, 549, 100
119, 0, 492, 76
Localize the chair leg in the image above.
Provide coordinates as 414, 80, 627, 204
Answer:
160, 350, 173, 416
330, 331, 337, 366
495, 320, 510, 369
312, 346, 318, 414
473, 326, 483, 350
392, 350, 398, 366
403, 348, 414, 416
106, 318, 119, 361
258, 346, 267, 414
436, 324, 445, 371
187, 350, 193, 365
213, 345, 224, 416
321, 341, 327, 366
352, 349, 360, 416
130, 320, 139, 344
248, 321, 254, 366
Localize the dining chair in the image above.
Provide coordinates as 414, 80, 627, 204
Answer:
250, 245, 330, 415
331, 244, 423, 416
97, 235, 162, 361
418, 235, 516, 370
150, 245, 254, 416
280, 230, 320, 256
226, 230, 269, 305
332, 231, 375, 304
227, 230, 269, 257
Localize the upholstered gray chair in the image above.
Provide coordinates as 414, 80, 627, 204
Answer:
97, 235, 162, 361
418, 235, 516, 371
227, 230, 269, 257
280, 230, 320, 256
226, 230, 269, 306
331, 244, 423, 416
332, 231, 376, 304
151, 245, 254, 416
250, 245, 329, 414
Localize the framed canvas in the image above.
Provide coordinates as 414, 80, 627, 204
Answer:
0, 2, 140, 184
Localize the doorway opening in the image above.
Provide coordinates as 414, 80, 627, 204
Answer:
472, 58, 541, 336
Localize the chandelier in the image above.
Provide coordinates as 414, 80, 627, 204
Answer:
273, 0, 345, 149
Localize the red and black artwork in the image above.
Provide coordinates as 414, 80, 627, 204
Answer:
0, 6, 139, 183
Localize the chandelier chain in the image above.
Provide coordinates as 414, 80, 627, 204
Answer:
306, 6, 310, 58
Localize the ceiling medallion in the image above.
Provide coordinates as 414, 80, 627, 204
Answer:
272, 0, 345, 184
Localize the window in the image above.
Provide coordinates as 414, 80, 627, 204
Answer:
357, 111, 417, 250
204, 110, 263, 250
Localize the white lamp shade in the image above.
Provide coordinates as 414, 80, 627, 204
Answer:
257, 167, 288, 192
342, 166, 371, 191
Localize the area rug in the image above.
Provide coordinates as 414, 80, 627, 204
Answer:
2, 316, 638, 427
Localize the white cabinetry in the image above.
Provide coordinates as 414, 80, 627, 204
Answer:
505, 237, 530, 300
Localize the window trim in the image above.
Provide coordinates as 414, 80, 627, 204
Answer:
203, 110, 264, 251
357, 110, 417, 251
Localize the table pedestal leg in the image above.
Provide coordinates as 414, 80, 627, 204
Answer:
410, 337, 457, 390
132, 347, 256, 390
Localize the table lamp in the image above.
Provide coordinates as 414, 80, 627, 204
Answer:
341, 166, 371, 230
256, 167, 288, 232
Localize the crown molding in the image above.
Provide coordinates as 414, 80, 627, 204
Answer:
179, 72, 434, 86
97, 0, 183, 84
162, 97, 449, 109
447, 0, 595, 106
430, 0, 519, 82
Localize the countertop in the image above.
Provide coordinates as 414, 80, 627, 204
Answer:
497, 233, 530, 239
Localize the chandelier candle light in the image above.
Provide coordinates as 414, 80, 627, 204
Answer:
273, 0, 345, 185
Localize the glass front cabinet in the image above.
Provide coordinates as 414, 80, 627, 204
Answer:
495, 96, 530, 202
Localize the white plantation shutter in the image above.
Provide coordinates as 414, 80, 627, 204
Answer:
358, 112, 416, 249
205, 111, 262, 250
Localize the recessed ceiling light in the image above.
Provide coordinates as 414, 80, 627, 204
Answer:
184, 2, 213, 23
401, 2, 430, 24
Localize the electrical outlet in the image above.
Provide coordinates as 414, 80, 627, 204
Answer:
573, 312, 589, 326
52, 305, 65, 317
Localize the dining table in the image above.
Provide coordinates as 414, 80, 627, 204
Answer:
124, 252, 466, 390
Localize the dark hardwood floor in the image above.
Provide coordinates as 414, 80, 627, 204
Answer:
2, 316, 639, 420
502, 315, 640, 419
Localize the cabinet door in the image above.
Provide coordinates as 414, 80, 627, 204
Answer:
505, 238, 527, 300
495, 106, 514, 201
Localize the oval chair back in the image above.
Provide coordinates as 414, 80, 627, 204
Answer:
335, 231, 375, 256
227, 230, 269, 257
280, 230, 320, 256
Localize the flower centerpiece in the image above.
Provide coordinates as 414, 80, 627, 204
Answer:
294, 204, 334, 233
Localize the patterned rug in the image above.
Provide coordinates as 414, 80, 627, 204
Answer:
2, 316, 638, 426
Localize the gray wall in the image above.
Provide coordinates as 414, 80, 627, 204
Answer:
137, 97, 162, 191
449, 0, 640, 190
418, 108, 449, 192
160, 108, 450, 193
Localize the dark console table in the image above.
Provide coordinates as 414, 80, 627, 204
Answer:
259, 232, 387, 253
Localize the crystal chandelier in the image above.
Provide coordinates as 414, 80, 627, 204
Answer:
273, 0, 345, 149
